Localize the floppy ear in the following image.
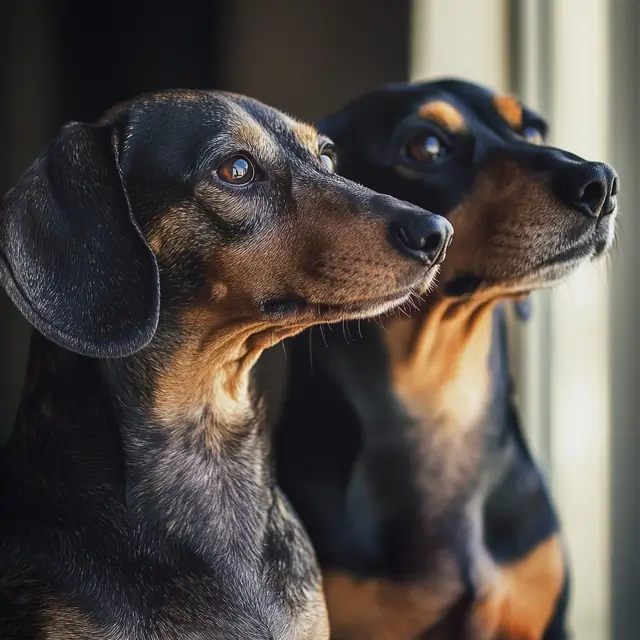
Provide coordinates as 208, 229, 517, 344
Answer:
0, 122, 160, 358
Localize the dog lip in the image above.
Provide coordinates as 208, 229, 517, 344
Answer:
538, 241, 595, 269
258, 290, 412, 319
443, 237, 605, 296
259, 267, 438, 321
502, 237, 608, 288
314, 289, 413, 312
259, 296, 306, 315
303, 273, 437, 319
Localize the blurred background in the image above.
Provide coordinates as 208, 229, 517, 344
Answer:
0, 1, 637, 638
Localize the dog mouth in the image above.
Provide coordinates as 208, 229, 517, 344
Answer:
536, 240, 597, 270
443, 232, 611, 298
260, 269, 438, 322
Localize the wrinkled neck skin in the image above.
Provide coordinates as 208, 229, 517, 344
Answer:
6, 319, 302, 553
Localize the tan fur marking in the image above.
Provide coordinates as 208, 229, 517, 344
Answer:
324, 559, 464, 640
152, 312, 302, 448
470, 535, 565, 639
493, 95, 523, 130
220, 97, 282, 165
292, 121, 321, 154
386, 297, 495, 431
291, 581, 331, 639
418, 100, 467, 132
373, 298, 496, 529
235, 119, 280, 163
44, 600, 105, 639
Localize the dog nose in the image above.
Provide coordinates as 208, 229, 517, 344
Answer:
553, 161, 618, 218
392, 211, 453, 265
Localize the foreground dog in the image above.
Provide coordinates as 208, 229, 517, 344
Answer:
277, 79, 618, 639
0, 89, 452, 639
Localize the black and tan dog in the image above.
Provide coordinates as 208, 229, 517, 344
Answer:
0, 89, 452, 639
276, 79, 618, 639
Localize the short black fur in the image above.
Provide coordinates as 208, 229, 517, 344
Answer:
0, 89, 449, 639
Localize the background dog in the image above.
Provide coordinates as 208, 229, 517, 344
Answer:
276, 79, 618, 639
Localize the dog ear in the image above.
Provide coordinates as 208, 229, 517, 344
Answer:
0, 122, 160, 358
514, 296, 532, 321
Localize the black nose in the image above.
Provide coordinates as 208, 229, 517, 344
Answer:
552, 161, 618, 218
392, 211, 453, 265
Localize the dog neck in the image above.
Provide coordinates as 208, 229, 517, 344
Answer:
381, 294, 500, 434
10, 322, 301, 553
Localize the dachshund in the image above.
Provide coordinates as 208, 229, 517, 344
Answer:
0, 89, 452, 639
276, 78, 618, 639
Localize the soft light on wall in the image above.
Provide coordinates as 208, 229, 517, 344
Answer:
546, 3, 611, 639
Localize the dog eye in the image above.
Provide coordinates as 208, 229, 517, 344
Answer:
406, 134, 448, 163
522, 126, 544, 145
217, 155, 255, 185
319, 147, 338, 174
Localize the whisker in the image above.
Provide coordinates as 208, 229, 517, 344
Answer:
346, 321, 354, 342
320, 323, 328, 347
186, 297, 213, 344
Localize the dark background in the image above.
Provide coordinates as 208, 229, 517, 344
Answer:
0, 0, 410, 433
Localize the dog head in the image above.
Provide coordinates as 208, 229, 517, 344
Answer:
0, 90, 452, 359
320, 78, 618, 302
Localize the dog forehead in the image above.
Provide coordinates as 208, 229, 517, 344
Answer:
416, 80, 546, 132
235, 102, 321, 157
108, 90, 279, 136
410, 82, 491, 122
406, 85, 526, 141
114, 91, 294, 163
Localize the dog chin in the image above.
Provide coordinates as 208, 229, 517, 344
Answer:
493, 234, 615, 293
410, 267, 441, 297
500, 253, 598, 293
442, 255, 592, 299
309, 270, 439, 321
346, 290, 415, 319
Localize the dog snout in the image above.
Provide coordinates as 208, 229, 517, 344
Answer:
553, 161, 619, 219
390, 208, 453, 266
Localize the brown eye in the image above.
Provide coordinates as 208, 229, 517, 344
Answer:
407, 134, 448, 163
319, 147, 338, 174
523, 126, 544, 145
217, 155, 255, 185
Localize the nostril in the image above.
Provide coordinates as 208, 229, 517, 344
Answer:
576, 180, 607, 217
553, 162, 617, 219
611, 176, 620, 197
392, 211, 452, 265
397, 226, 420, 252
423, 231, 444, 255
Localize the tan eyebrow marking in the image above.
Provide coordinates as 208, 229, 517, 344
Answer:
291, 121, 321, 154
493, 95, 523, 130
417, 100, 466, 133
